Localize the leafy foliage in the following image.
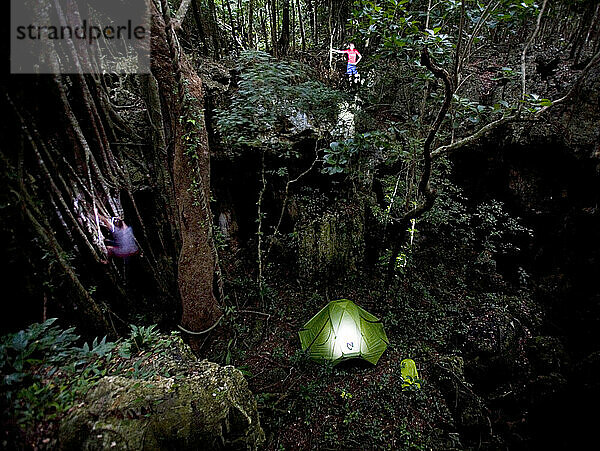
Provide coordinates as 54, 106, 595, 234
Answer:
1, 321, 179, 436
423, 176, 533, 260
1, 318, 79, 388
128, 324, 160, 353
215, 51, 343, 147
323, 131, 394, 175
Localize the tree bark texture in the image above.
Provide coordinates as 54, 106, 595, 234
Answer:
151, 1, 221, 333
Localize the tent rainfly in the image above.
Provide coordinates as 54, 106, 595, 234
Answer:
299, 299, 389, 365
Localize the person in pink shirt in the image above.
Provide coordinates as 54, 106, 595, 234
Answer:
331, 43, 362, 83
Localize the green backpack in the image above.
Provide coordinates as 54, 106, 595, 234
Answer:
400, 359, 421, 389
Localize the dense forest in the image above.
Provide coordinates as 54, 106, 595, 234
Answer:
2, 0, 599, 449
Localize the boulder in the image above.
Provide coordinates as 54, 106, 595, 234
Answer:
59, 361, 264, 450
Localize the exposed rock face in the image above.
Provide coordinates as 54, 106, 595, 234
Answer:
59, 361, 264, 451
296, 196, 365, 281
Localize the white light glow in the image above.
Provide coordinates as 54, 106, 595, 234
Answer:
332, 314, 361, 360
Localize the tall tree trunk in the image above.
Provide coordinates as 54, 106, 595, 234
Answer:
237, 0, 245, 44
151, 0, 221, 334
310, 0, 317, 45
297, 0, 306, 51
208, 0, 221, 59
225, 0, 237, 49
291, 0, 296, 52
192, 0, 209, 55
174, 0, 193, 29
248, 0, 254, 49
2, 0, 221, 338
270, 0, 278, 57
278, 0, 290, 56
260, 8, 270, 53
312, 0, 317, 44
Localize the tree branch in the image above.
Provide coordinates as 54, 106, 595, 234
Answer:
415, 47, 453, 209
432, 47, 600, 159
173, 0, 193, 31
535, 49, 600, 117
433, 0, 596, 159
265, 140, 320, 260
385, 48, 454, 283
431, 114, 516, 159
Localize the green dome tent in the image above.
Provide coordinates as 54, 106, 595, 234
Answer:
299, 299, 389, 365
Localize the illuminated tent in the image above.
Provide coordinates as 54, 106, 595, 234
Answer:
299, 299, 389, 365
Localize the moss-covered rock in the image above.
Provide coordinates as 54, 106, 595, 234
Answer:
296, 196, 365, 281
58, 361, 264, 450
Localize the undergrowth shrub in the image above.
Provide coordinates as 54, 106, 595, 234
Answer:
0, 320, 176, 434
215, 51, 343, 148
